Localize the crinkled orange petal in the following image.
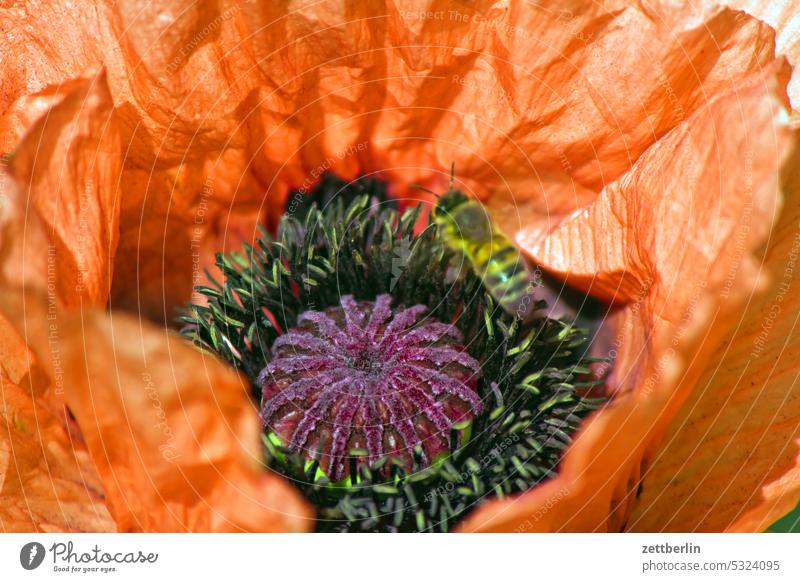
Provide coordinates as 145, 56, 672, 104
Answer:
2, 0, 799, 533
722, 1, 800, 111
0, 69, 123, 532
1, 70, 121, 308
460, 29, 794, 531
626, 144, 800, 532
4, 1, 791, 319
456, 298, 721, 532
0, 293, 313, 532
0, 309, 114, 532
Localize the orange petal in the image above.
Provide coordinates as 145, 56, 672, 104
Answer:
7, 1, 791, 320
721, 1, 800, 111
0, 71, 122, 530
2, 0, 798, 534
1, 70, 121, 308
627, 143, 800, 532
0, 309, 114, 532
1, 292, 313, 532
62, 310, 313, 531
65, 314, 312, 532
460, 23, 794, 531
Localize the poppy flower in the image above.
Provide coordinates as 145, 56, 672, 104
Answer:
0, 0, 799, 532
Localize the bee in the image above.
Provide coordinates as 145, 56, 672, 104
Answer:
418, 167, 540, 318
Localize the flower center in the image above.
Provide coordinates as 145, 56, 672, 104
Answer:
258, 294, 483, 480
348, 348, 385, 377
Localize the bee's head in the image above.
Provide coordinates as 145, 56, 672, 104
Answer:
431, 188, 469, 224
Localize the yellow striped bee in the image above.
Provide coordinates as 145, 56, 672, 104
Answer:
420, 168, 540, 318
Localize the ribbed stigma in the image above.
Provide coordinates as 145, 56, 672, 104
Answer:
258, 294, 483, 480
